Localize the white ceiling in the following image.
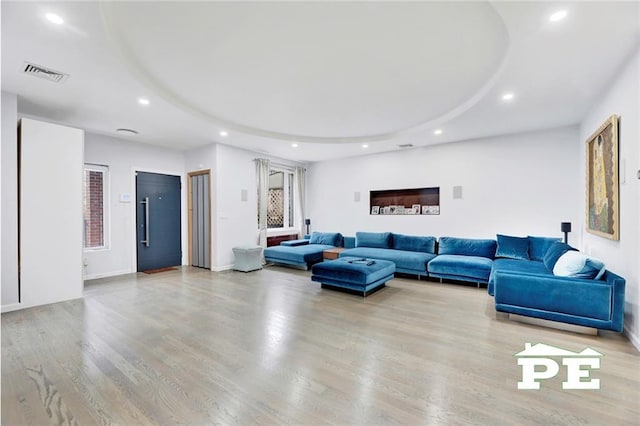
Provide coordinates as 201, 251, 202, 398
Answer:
2, 1, 639, 162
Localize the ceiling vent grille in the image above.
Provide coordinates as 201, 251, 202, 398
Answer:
22, 62, 69, 83
397, 143, 414, 148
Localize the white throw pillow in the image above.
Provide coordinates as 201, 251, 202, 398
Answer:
553, 251, 606, 279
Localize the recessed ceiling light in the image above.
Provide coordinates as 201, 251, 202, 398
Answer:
116, 128, 139, 135
502, 92, 515, 101
45, 13, 64, 25
219, 131, 228, 137
291, 143, 298, 148
434, 129, 443, 135
549, 10, 567, 22
362, 144, 369, 149
138, 98, 150, 106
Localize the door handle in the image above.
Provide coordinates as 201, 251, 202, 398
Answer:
140, 197, 150, 247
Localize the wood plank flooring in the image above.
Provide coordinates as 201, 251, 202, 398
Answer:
2, 266, 639, 425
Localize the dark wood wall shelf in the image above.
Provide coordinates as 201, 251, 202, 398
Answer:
370, 187, 440, 215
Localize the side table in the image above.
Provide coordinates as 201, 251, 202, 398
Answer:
323, 247, 345, 261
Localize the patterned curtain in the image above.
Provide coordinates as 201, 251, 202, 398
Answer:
294, 166, 306, 238
255, 158, 270, 262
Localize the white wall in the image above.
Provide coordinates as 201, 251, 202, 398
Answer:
84, 133, 186, 279
19, 118, 84, 309
212, 143, 306, 270
308, 126, 580, 241
1, 91, 19, 310
579, 47, 639, 349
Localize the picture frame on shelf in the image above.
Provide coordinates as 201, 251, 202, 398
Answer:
421, 205, 440, 215
371, 206, 380, 215
382, 206, 391, 215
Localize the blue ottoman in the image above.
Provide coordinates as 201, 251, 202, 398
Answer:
311, 257, 395, 296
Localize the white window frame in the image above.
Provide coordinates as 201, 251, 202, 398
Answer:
267, 167, 295, 235
83, 163, 110, 251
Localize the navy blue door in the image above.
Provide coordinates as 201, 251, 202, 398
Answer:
136, 172, 182, 271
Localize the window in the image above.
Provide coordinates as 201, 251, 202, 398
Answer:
267, 168, 294, 229
83, 164, 108, 249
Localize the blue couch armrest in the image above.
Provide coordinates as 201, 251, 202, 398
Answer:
280, 239, 310, 247
343, 236, 356, 249
493, 270, 625, 332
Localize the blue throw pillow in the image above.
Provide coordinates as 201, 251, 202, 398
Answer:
495, 234, 530, 260
553, 251, 606, 280
392, 234, 436, 253
355, 232, 392, 248
528, 236, 562, 262
437, 237, 497, 258
543, 241, 576, 271
309, 232, 342, 247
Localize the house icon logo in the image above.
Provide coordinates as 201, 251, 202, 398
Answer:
515, 342, 603, 390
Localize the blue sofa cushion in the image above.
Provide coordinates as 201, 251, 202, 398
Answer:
343, 236, 356, 249
553, 251, 606, 280
488, 258, 550, 295
528, 236, 562, 262
437, 237, 497, 259
543, 241, 576, 271
495, 234, 530, 260
427, 254, 493, 282
309, 232, 342, 247
392, 234, 436, 254
264, 244, 335, 264
356, 232, 392, 249
340, 247, 434, 274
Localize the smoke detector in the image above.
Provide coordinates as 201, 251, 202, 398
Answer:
22, 62, 69, 83
116, 128, 139, 135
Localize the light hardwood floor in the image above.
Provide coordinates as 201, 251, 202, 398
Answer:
2, 266, 639, 425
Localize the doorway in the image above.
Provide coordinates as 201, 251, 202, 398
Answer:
188, 170, 211, 269
136, 172, 182, 272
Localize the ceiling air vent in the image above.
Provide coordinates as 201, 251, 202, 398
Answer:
397, 143, 414, 148
22, 62, 69, 83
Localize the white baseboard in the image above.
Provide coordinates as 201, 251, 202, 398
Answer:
212, 264, 233, 272
1, 303, 23, 313
625, 326, 640, 353
84, 269, 133, 281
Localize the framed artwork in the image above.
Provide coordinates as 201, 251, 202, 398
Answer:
371, 206, 380, 215
412, 204, 421, 212
586, 115, 619, 240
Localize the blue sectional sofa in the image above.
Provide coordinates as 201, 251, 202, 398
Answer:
267, 229, 625, 333
264, 232, 342, 270
339, 232, 437, 278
